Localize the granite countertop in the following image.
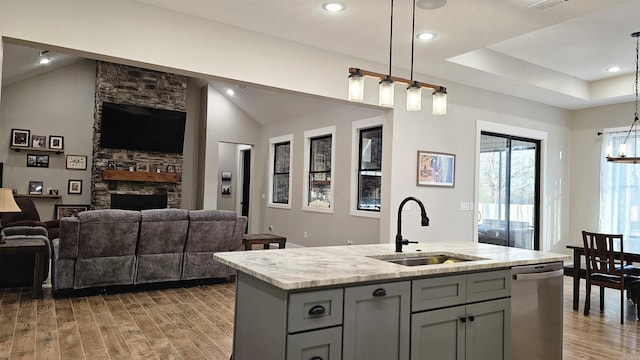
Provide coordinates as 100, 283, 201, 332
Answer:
213, 242, 569, 291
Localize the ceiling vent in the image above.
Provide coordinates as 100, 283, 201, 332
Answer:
528, 0, 567, 10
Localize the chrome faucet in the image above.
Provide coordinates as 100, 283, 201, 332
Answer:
395, 196, 430, 252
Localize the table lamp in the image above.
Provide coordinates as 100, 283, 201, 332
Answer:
0, 188, 22, 244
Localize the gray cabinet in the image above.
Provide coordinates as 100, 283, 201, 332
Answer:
343, 281, 411, 359
232, 270, 510, 360
410, 270, 511, 360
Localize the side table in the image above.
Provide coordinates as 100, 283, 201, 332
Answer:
0, 238, 46, 298
243, 234, 286, 250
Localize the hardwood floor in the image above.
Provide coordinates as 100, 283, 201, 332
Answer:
0, 276, 639, 359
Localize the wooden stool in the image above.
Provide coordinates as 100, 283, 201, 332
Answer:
243, 234, 286, 250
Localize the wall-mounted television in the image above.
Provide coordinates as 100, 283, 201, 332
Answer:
100, 102, 187, 154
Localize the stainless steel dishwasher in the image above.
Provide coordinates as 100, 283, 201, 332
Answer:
510, 262, 564, 360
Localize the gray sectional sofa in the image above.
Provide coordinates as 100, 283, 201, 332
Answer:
51, 208, 247, 292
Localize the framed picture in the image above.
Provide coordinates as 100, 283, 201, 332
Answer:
54, 204, 89, 220
31, 135, 47, 148
221, 171, 232, 182
417, 150, 456, 187
11, 129, 30, 147
221, 185, 232, 195
49, 135, 64, 150
27, 154, 49, 168
29, 180, 43, 195
136, 162, 149, 172
66, 155, 87, 170
166, 165, 176, 173
68, 179, 82, 194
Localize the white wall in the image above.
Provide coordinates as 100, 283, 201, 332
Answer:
569, 102, 633, 249
0, 60, 95, 221
0, 0, 575, 250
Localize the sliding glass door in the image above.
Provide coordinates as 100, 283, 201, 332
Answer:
477, 132, 540, 250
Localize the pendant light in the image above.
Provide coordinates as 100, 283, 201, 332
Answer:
406, 0, 421, 111
379, 0, 395, 107
607, 31, 640, 164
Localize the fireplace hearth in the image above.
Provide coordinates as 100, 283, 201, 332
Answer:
110, 194, 167, 211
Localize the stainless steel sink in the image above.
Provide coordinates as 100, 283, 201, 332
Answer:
384, 255, 470, 266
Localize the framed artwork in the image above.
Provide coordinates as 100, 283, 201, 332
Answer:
11, 129, 30, 147
221, 171, 232, 182
166, 165, 176, 172
221, 185, 232, 195
54, 204, 89, 220
29, 181, 43, 195
68, 179, 83, 194
66, 155, 87, 170
27, 154, 49, 168
136, 162, 149, 172
49, 135, 64, 150
417, 150, 455, 187
31, 135, 47, 148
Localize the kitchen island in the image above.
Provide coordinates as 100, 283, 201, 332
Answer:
214, 242, 568, 359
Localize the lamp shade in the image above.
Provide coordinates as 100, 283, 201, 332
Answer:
348, 71, 365, 102
379, 78, 395, 107
407, 84, 422, 111
432, 87, 447, 115
0, 188, 21, 213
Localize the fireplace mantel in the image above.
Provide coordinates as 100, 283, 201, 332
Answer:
102, 170, 181, 183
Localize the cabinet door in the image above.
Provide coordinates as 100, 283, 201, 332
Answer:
343, 281, 410, 360
411, 305, 466, 360
287, 326, 342, 360
465, 298, 511, 360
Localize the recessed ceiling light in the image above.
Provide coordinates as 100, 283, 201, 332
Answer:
607, 66, 621, 73
323, 2, 344, 12
417, 32, 437, 41
226, 88, 235, 96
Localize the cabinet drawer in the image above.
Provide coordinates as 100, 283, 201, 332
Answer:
466, 269, 511, 303
287, 326, 342, 360
412, 274, 466, 312
288, 288, 343, 333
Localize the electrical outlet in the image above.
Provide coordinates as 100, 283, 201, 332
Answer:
347, 239, 353, 245
268, 225, 273, 231
304, 231, 308, 239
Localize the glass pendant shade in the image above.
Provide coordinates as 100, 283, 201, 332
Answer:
432, 87, 447, 115
407, 84, 422, 111
348, 72, 364, 102
379, 78, 395, 107
619, 143, 628, 157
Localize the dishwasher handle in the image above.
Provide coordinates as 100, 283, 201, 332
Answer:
512, 269, 564, 281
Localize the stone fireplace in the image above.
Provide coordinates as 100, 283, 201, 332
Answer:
91, 62, 187, 209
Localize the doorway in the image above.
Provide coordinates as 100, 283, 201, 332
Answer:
217, 142, 252, 229
477, 132, 540, 250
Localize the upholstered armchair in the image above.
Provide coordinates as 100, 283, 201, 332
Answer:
0, 196, 60, 240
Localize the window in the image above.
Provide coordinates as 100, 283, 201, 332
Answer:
600, 128, 640, 238
357, 126, 382, 212
269, 134, 292, 208
303, 126, 335, 212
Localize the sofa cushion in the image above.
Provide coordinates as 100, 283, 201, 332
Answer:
76, 210, 140, 258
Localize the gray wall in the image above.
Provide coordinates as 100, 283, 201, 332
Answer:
217, 142, 238, 211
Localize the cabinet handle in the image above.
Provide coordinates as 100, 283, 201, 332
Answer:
460, 317, 467, 323
310, 357, 323, 360
308, 305, 326, 316
372, 288, 387, 297
468, 315, 475, 322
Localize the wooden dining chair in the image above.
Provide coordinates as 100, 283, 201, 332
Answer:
582, 231, 640, 324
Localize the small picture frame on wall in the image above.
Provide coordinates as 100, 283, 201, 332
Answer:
136, 162, 149, 172
417, 150, 456, 187
166, 165, 176, 173
27, 154, 49, 168
31, 135, 47, 148
68, 179, 83, 194
49, 135, 64, 150
29, 181, 43, 195
66, 155, 87, 170
221, 185, 232, 195
11, 129, 30, 147
221, 171, 232, 182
